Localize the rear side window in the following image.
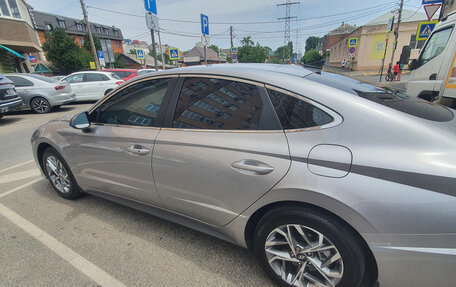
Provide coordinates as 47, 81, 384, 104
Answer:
172, 77, 273, 130
85, 73, 109, 82
267, 88, 333, 129
6, 76, 34, 87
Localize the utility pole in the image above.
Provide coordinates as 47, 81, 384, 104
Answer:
80, 0, 99, 70
157, 31, 165, 70
389, 0, 404, 70
150, 29, 158, 71
277, 0, 300, 45
230, 26, 235, 63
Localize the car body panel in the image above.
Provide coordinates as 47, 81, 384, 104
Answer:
103, 69, 138, 81
62, 72, 122, 101
31, 64, 456, 287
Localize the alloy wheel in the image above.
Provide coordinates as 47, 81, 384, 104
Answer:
32, 98, 50, 113
45, 155, 71, 194
265, 224, 344, 287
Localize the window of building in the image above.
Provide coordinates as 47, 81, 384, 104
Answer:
79, 38, 84, 45
0, 0, 10, 17
172, 77, 273, 130
116, 42, 120, 49
267, 88, 333, 129
92, 78, 171, 127
58, 20, 66, 29
45, 23, 53, 31
409, 35, 425, 50
95, 26, 102, 34
113, 29, 118, 36
103, 27, 109, 34
76, 23, 83, 31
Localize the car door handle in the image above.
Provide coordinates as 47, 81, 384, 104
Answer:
126, 145, 150, 155
429, 73, 437, 80
231, 159, 274, 175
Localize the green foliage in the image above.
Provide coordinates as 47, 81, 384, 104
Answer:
225, 55, 233, 63
148, 49, 171, 65
42, 27, 92, 73
274, 41, 293, 62
83, 34, 101, 52
305, 36, 320, 52
129, 49, 136, 55
113, 54, 126, 68
302, 49, 322, 64
241, 36, 254, 47
208, 44, 220, 53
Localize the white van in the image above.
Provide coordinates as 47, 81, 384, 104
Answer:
407, 3, 456, 105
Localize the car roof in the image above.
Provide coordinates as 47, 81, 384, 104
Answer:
69, 71, 115, 75
102, 69, 137, 72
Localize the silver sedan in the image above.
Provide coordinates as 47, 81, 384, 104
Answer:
31, 64, 456, 287
6, 73, 75, 113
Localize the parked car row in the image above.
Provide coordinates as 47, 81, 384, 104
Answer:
0, 73, 23, 118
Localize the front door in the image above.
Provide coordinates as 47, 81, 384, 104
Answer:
71, 76, 176, 206
153, 76, 291, 226
408, 27, 454, 99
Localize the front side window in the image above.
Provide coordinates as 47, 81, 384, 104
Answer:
65, 74, 84, 83
84, 73, 108, 82
267, 88, 333, 129
419, 27, 453, 67
92, 78, 171, 127
6, 76, 33, 87
172, 77, 269, 130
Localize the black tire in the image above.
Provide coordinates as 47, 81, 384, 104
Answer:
42, 147, 82, 199
31, 97, 51, 113
104, 89, 113, 95
254, 206, 366, 287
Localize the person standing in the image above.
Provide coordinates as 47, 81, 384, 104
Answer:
341, 59, 346, 70
393, 62, 400, 81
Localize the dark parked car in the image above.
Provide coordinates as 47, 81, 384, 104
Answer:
0, 73, 23, 118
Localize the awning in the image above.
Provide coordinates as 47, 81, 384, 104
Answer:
34, 63, 53, 74
0, 44, 25, 59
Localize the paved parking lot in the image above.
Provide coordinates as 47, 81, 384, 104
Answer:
0, 104, 274, 287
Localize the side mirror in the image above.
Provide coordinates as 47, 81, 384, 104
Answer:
409, 59, 418, 71
70, 112, 90, 130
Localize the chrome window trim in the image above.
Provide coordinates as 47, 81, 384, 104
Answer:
90, 123, 161, 130
264, 84, 343, 133
179, 74, 263, 87
88, 74, 179, 114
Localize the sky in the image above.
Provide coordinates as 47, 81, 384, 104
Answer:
27, 0, 425, 53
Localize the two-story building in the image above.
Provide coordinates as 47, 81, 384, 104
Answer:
0, 0, 41, 73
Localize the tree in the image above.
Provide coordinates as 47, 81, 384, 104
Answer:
149, 49, 170, 65
241, 36, 254, 47
305, 36, 320, 52
302, 49, 322, 64
209, 44, 220, 53
129, 49, 136, 54
83, 33, 101, 52
274, 41, 293, 62
42, 27, 91, 73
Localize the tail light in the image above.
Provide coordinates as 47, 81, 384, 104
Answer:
116, 81, 123, 85
55, 85, 65, 90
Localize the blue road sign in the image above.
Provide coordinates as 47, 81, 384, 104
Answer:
136, 49, 145, 59
349, 47, 356, 54
97, 51, 104, 59
28, 55, 36, 63
169, 48, 180, 60
348, 38, 358, 47
422, 0, 442, 4
201, 14, 209, 35
417, 21, 438, 40
231, 47, 238, 54
144, 0, 157, 14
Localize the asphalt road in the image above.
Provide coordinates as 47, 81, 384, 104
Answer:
0, 104, 275, 287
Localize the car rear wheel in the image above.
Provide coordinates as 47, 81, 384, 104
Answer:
254, 207, 366, 287
42, 147, 81, 199
31, 97, 51, 113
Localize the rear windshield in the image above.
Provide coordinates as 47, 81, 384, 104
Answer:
26, 74, 59, 83
112, 71, 133, 78
306, 72, 454, 122
111, 73, 122, 80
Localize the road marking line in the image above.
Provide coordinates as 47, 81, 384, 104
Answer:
0, 189, 126, 287
0, 160, 34, 173
0, 178, 42, 198
0, 169, 41, 184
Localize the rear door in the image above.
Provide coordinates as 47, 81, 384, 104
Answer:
71, 76, 177, 206
152, 76, 291, 226
6, 75, 34, 108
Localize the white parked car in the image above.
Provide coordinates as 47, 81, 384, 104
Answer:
61, 71, 123, 101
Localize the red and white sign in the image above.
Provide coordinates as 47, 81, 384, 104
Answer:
424, 4, 441, 21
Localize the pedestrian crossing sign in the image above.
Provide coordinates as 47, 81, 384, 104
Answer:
168, 48, 180, 60
348, 38, 358, 47
417, 21, 438, 41
136, 49, 145, 59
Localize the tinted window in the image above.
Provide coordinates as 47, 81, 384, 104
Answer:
6, 76, 33, 87
306, 72, 454, 122
26, 74, 58, 83
92, 78, 171, 127
111, 73, 121, 80
85, 73, 109, 82
112, 71, 133, 78
173, 78, 268, 130
267, 88, 333, 129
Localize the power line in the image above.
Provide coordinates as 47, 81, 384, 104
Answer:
86, 2, 399, 25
